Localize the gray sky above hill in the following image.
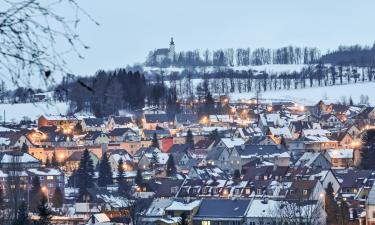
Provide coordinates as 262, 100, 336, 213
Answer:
65, 0, 375, 75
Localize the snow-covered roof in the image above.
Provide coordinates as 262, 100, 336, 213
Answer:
1, 152, 39, 164
302, 129, 331, 137
0, 137, 10, 145
327, 149, 353, 159
166, 200, 201, 211
219, 138, 245, 148
268, 127, 292, 139
27, 168, 62, 176
92, 213, 110, 223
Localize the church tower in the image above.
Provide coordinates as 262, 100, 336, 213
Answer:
169, 37, 175, 60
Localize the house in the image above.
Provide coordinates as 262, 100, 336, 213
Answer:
330, 132, 354, 148
208, 115, 233, 127
325, 149, 354, 168
232, 145, 290, 168
143, 114, 174, 130
165, 199, 201, 225
246, 199, 282, 225
169, 144, 192, 167
27, 167, 64, 202
193, 199, 251, 225
215, 138, 245, 149
107, 116, 135, 130
81, 118, 106, 132
335, 169, 375, 199
286, 180, 325, 201
295, 152, 332, 169
187, 166, 228, 180
319, 114, 344, 128
108, 150, 133, 172
175, 114, 199, 128
108, 128, 139, 143
142, 129, 171, 140
37, 115, 78, 129
65, 150, 100, 172
137, 148, 169, 170
86, 213, 111, 225
0, 152, 40, 171
206, 147, 232, 172
139, 198, 178, 225
366, 183, 375, 225
81, 131, 110, 146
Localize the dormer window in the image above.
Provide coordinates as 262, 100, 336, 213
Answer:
171, 186, 178, 194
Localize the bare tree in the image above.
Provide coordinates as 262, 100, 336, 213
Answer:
0, 0, 98, 88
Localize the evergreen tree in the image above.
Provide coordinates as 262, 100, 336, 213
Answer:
150, 150, 159, 169
117, 158, 130, 195
180, 212, 188, 225
280, 135, 287, 149
51, 151, 59, 167
361, 129, 375, 169
37, 195, 52, 225
209, 129, 220, 142
338, 199, 350, 225
77, 149, 95, 193
0, 185, 3, 210
233, 169, 241, 180
349, 96, 354, 106
98, 152, 113, 187
186, 129, 194, 147
21, 143, 29, 153
134, 169, 143, 186
151, 133, 159, 148
12, 201, 31, 225
52, 187, 63, 208
74, 122, 83, 134
30, 176, 42, 212
45, 157, 51, 167
166, 154, 177, 176
325, 182, 339, 225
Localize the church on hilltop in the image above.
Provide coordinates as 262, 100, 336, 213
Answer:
151, 37, 175, 64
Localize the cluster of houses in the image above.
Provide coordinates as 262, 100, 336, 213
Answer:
1, 99, 375, 224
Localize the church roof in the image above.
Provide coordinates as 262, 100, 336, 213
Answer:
154, 48, 170, 56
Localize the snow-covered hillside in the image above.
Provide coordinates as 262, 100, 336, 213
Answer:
0, 102, 69, 122
230, 82, 375, 105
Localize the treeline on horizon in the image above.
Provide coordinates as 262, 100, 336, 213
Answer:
145, 43, 375, 68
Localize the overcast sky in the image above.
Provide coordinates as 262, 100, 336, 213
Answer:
66, 0, 375, 75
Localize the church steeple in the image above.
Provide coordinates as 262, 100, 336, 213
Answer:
170, 37, 175, 46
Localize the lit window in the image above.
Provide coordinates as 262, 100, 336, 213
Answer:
47, 176, 54, 180
202, 221, 211, 225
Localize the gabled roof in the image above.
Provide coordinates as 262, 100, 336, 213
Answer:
109, 128, 135, 137
234, 145, 288, 159
206, 147, 227, 161
175, 114, 198, 124
194, 199, 251, 219
82, 118, 105, 127
144, 114, 172, 123
112, 116, 133, 124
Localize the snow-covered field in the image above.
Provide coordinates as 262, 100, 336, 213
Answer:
230, 82, 375, 105
0, 102, 69, 122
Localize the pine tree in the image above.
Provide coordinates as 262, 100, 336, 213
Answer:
166, 154, 177, 176
280, 135, 287, 149
325, 182, 339, 225
134, 169, 143, 186
349, 96, 354, 106
117, 158, 130, 195
21, 143, 29, 153
12, 201, 31, 225
45, 157, 51, 167
98, 152, 113, 187
74, 122, 83, 134
186, 129, 194, 147
209, 129, 220, 142
233, 169, 241, 180
150, 150, 159, 169
52, 187, 63, 208
30, 176, 42, 212
361, 129, 375, 169
338, 199, 350, 225
77, 149, 95, 193
37, 195, 52, 225
151, 133, 159, 148
51, 151, 59, 167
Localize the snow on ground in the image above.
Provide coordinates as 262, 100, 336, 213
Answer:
0, 102, 69, 122
230, 82, 375, 106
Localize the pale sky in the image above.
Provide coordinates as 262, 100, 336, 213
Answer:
64, 0, 375, 76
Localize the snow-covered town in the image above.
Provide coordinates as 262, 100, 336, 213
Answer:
1, 96, 375, 225
2, 1, 375, 225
